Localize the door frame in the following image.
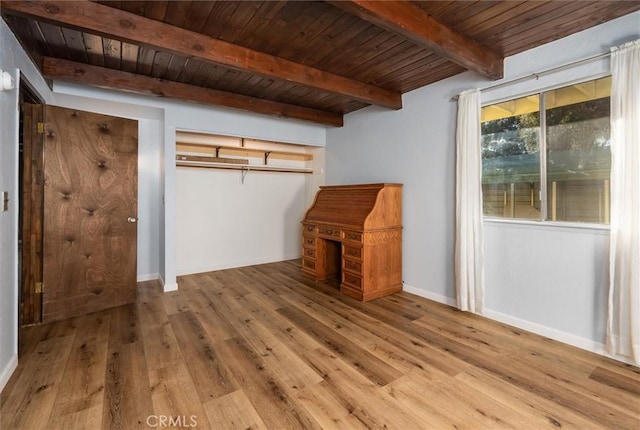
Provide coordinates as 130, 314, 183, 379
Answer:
19, 80, 45, 326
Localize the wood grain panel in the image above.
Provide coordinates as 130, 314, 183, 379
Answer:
48, 313, 110, 426
42, 106, 138, 322
181, 1, 218, 34
278, 305, 403, 386
502, 2, 640, 55
207, 289, 324, 391
59, 28, 88, 63
141, 0, 168, 21
456, 366, 615, 429
3, 267, 640, 429
456, 1, 545, 43
102, 341, 154, 428
301, 346, 437, 429
163, 0, 191, 28
120, 42, 138, 73
217, 337, 323, 429
82, 33, 105, 67
107, 303, 140, 347
37, 21, 68, 59
135, 46, 155, 75
0, 335, 76, 429
2, 0, 402, 109
168, 311, 238, 402
137, 296, 182, 372
272, 5, 347, 64
119, 1, 146, 16
4, 1, 640, 121
258, 263, 470, 377
43, 57, 343, 126
102, 38, 121, 70
203, 390, 267, 430
149, 362, 212, 430
329, 0, 503, 79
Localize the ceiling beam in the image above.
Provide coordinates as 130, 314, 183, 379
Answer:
329, 0, 504, 80
43, 57, 343, 127
2, 0, 402, 109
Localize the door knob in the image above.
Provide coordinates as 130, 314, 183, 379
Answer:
127, 216, 138, 223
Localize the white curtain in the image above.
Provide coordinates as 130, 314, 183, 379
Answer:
607, 39, 640, 365
455, 89, 485, 314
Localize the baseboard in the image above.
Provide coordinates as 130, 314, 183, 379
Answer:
402, 283, 457, 307
402, 284, 636, 366
137, 273, 159, 282
156, 274, 178, 292
163, 282, 178, 292
176, 254, 302, 277
483, 309, 638, 366
0, 354, 18, 394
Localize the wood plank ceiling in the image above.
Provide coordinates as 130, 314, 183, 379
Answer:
3, 1, 639, 126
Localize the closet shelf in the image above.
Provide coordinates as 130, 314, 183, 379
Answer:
176, 154, 248, 164
176, 141, 313, 162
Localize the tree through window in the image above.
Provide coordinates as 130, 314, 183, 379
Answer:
480, 76, 611, 224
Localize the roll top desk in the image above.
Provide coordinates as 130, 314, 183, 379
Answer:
301, 183, 402, 301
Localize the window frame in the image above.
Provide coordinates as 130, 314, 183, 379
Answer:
480, 73, 612, 229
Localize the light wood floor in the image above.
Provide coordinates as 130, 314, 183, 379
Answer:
2, 260, 639, 429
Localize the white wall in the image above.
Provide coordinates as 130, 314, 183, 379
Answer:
176, 169, 308, 275
0, 19, 54, 392
326, 12, 640, 360
483, 222, 610, 349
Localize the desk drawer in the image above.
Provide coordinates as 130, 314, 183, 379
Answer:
303, 248, 315, 259
318, 226, 340, 239
303, 237, 315, 248
342, 230, 362, 243
343, 259, 362, 274
343, 246, 362, 260
343, 273, 362, 290
302, 258, 316, 271
303, 224, 316, 236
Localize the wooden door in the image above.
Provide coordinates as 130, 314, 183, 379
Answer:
42, 106, 138, 322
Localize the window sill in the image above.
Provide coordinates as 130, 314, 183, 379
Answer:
483, 217, 610, 232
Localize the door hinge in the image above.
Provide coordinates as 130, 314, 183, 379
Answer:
37, 122, 45, 134
35, 282, 43, 294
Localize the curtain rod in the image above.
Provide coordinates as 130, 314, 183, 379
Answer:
451, 51, 611, 101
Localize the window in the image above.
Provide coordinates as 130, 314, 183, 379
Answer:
480, 77, 611, 224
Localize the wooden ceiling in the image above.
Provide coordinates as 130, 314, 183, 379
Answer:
3, 1, 639, 127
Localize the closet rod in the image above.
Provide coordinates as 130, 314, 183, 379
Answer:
451, 51, 611, 101
176, 162, 312, 174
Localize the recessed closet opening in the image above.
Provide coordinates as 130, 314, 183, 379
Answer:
174, 131, 325, 276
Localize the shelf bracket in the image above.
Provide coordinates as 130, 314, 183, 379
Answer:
241, 166, 250, 184
264, 151, 271, 165
215, 146, 221, 158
